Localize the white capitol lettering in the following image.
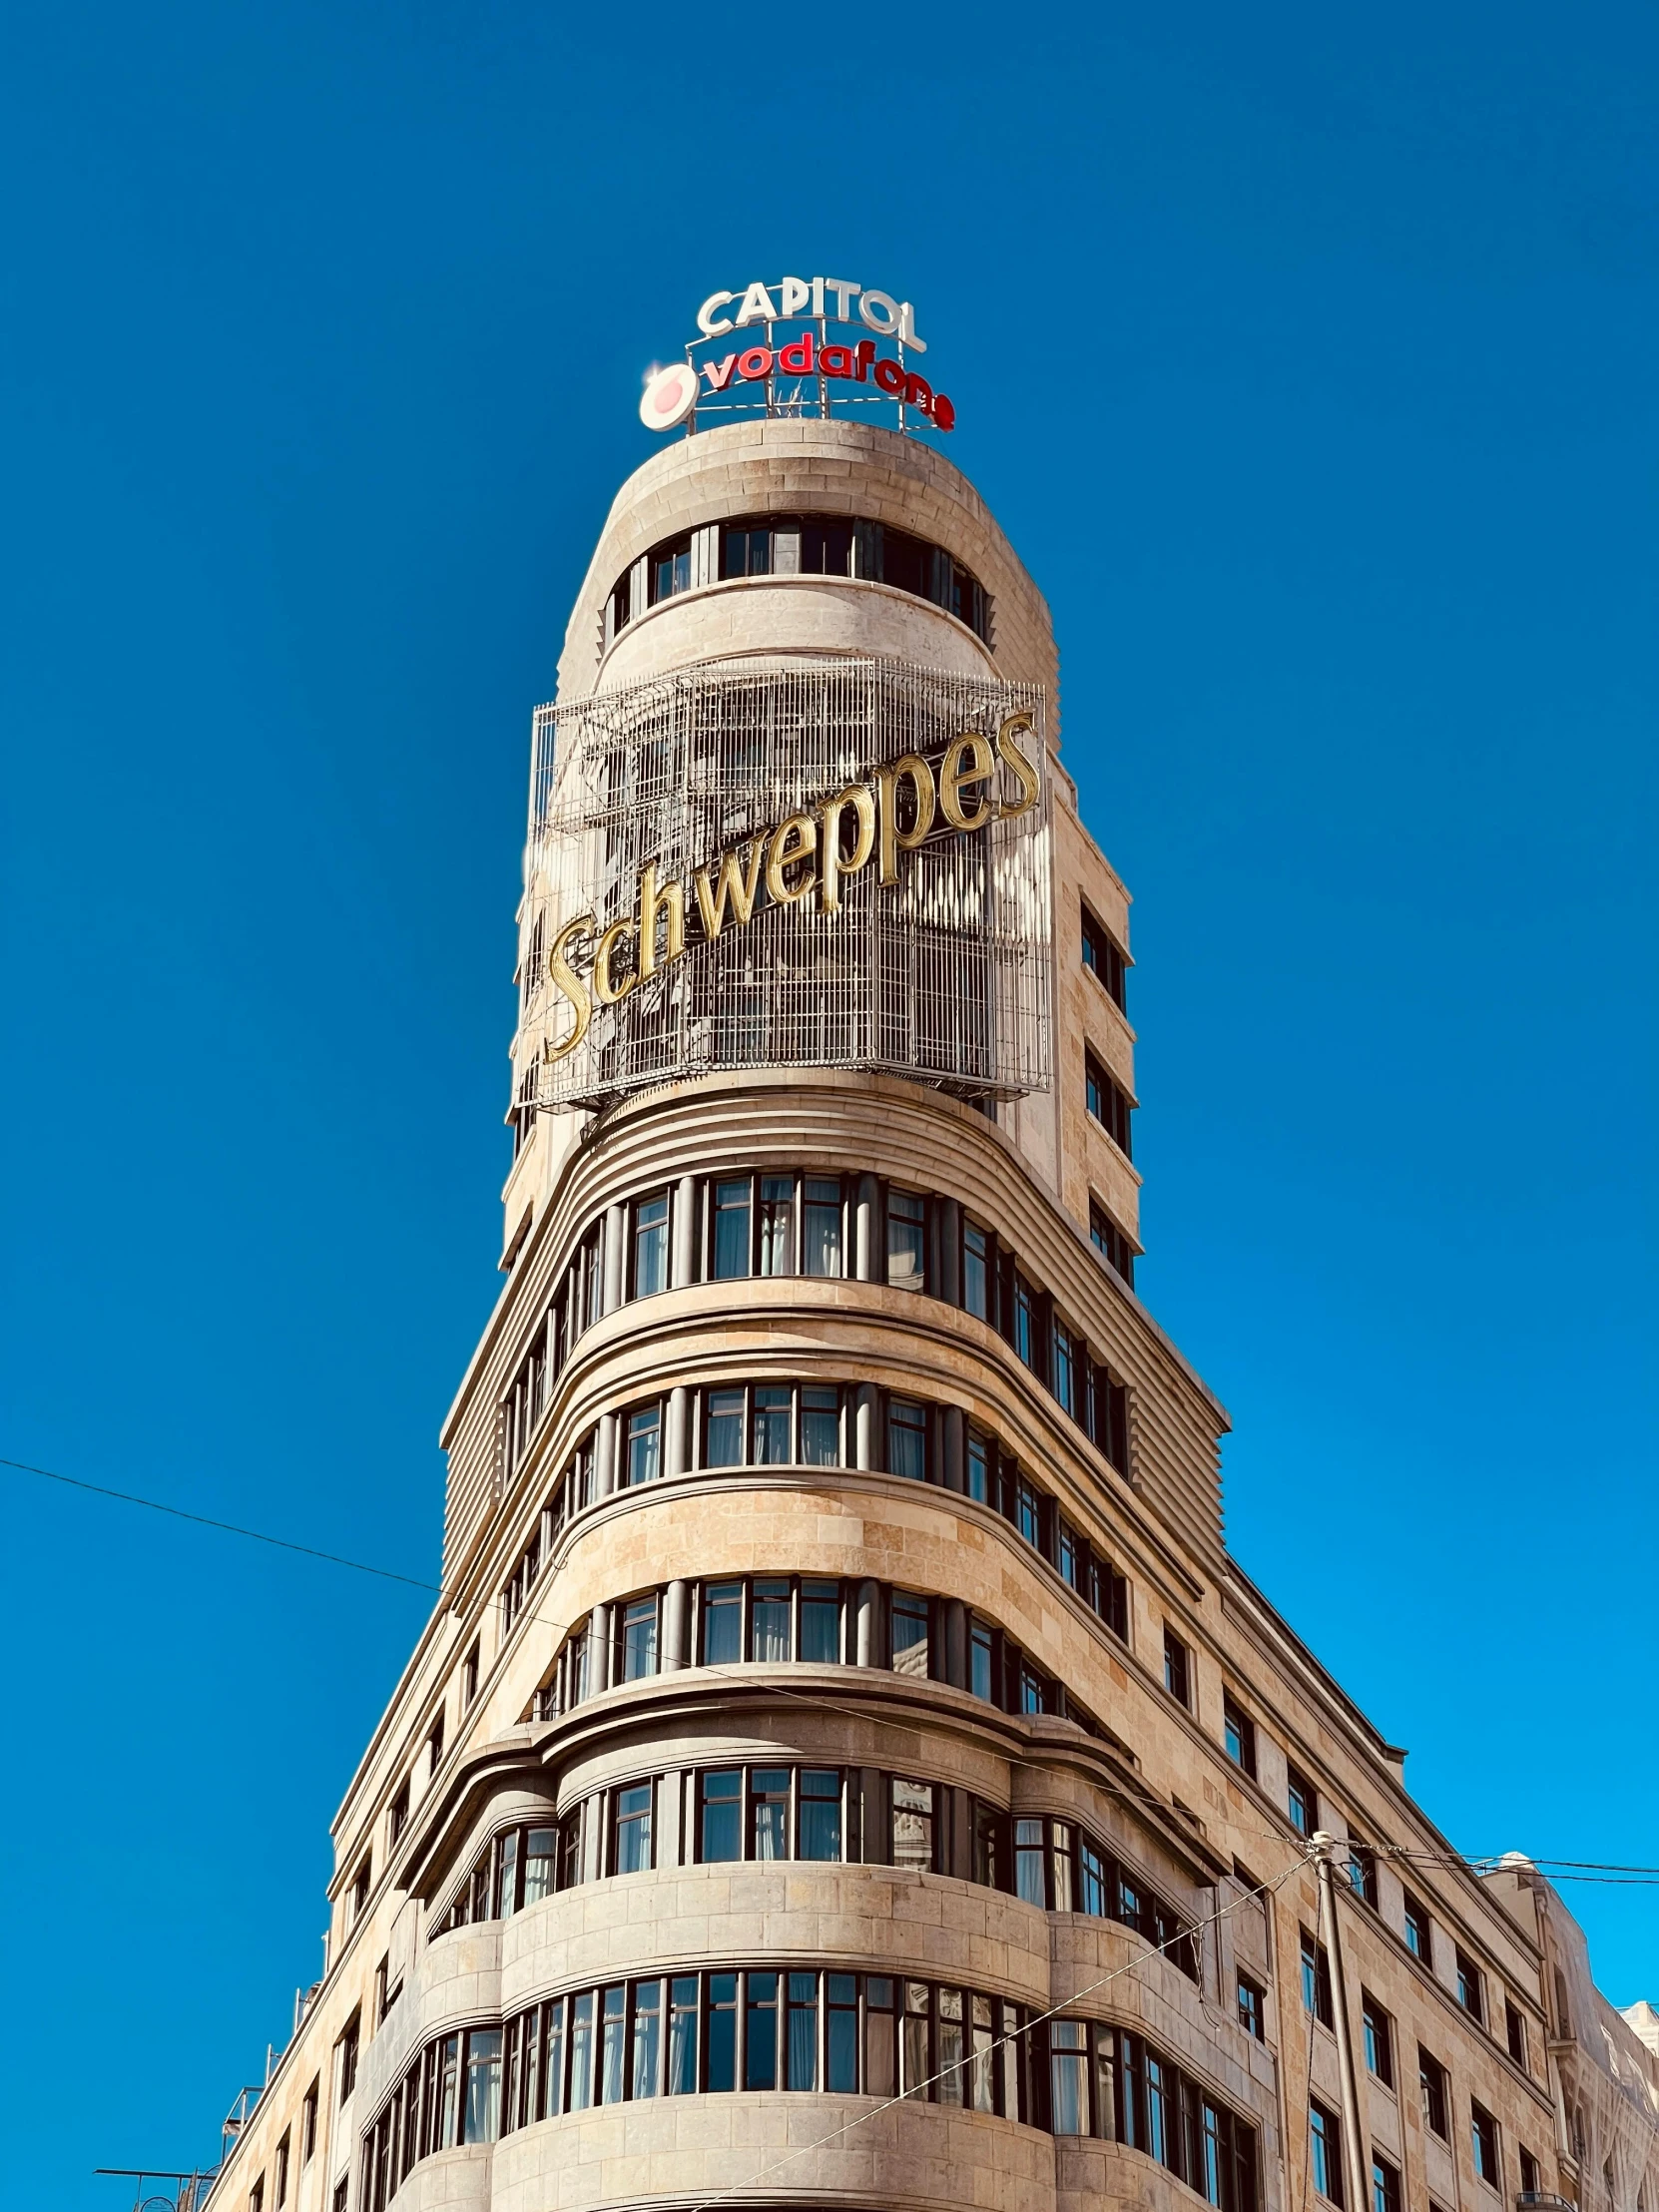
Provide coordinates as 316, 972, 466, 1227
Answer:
697, 277, 926, 353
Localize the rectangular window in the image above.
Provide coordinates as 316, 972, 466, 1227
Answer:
338, 2011, 361, 2104
703, 1388, 744, 1469
864, 1976, 896, 2098
750, 1577, 793, 1660
1015, 1816, 1046, 1907
612, 1782, 653, 1874
966, 1433, 990, 1504
568, 1992, 595, 2110
301, 2081, 318, 2162
1362, 1992, 1393, 2085
620, 1594, 658, 1680
828, 1974, 858, 2093
462, 2028, 502, 2142
751, 1386, 793, 1465
1455, 1947, 1485, 2023
800, 1579, 841, 1663
1292, 1760, 1318, 1831
887, 1189, 926, 1290
632, 1978, 662, 2100
388, 1778, 409, 1847
1085, 1051, 1134, 1156
523, 1825, 556, 1906
802, 1178, 843, 1277
1050, 2019, 1090, 2134
1163, 1627, 1191, 1707
1520, 2148, 1540, 2194
426, 1712, 445, 1778
649, 533, 692, 604
625, 1403, 661, 1487
668, 1976, 698, 2094
757, 1175, 795, 1276
1311, 2099, 1345, 2205
800, 1386, 840, 1466
891, 1592, 930, 1678
1013, 1275, 1036, 1369
1505, 2000, 1527, 2068
1302, 1932, 1335, 2027
1348, 1841, 1379, 1908
1403, 1895, 1433, 1965
698, 1770, 742, 1862
350, 1858, 371, 1923
1238, 1974, 1265, 2040
632, 1191, 669, 1297
463, 1641, 480, 1706
1471, 2100, 1500, 2187
701, 1581, 742, 1665
1017, 1476, 1044, 1550
799, 1769, 843, 1861
891, 1778, 935, 1871
1418, 2047, 1448, 2137
1051, 1320, 1076, 1417
970, 1619, 994, 1703
706, 1974, 737, 2093
610, 568, 632, 632
888, 1397, 927, 1480
1374, 2152, 1402, 2212
962, 1221, 990, 1319
712, 1180, 752, 1279
1088, 1198, 1136, 1288
1223, 1694, 1257, 1779
746, 1972, 779, 2089
788, 1971, 820, 2090
1081, 904, 1128, 1009
750, 1767, 790, 1860
274, 2135, 289, 2208
721, 522, 770, 579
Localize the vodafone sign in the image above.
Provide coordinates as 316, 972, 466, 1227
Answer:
640, 275, 955, 438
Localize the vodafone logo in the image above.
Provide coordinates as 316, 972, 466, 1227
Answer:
640, 361, 699, 431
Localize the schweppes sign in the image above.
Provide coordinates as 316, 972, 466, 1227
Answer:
541, 711, 1041, 1066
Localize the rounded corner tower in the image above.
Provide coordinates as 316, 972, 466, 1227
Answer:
194, 289, 1600, 2212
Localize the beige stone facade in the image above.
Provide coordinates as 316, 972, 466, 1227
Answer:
199, 418, 1657, 2212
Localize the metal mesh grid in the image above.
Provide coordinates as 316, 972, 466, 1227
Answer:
518, 655, 1052, 1116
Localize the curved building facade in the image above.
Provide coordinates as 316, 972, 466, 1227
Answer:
200, 414, 1658, 2212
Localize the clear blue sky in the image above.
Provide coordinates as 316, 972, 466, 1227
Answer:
2, 2, 1653, 2196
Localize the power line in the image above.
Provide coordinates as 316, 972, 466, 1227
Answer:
1, 1455, 438, 1592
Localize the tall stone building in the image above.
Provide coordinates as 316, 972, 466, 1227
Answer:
198, 367, 1657, 2212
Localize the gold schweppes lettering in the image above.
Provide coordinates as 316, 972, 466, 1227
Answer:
541, 712, 1041, 1066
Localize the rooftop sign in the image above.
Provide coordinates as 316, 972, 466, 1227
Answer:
640, 275, 955, 441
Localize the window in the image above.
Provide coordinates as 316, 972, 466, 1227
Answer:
610, 567, 632, 633
1088, 1198, 1136, 1288
1050, 2018, 1090, 2134
703, 1387, 744, 1467
1520, 2148, 1540, 2194
1343, 1839, 1377, 1908
1085, 1051, 1133, 1156
962, 1221, 990, 1318
1013, 1274, 1036, 1369
612, 1783, 654, 1874
700, 1382, 843, 1470
800, 1387, 840, 1466
1237, 1974, 1265, 2040
1506, 2000, 1527, 2068
699, 1770, 742, 1863
632, 1191, 669, 1297
700, 1582, 742, 1665
619, 1594, 658, 1681
332, 2185, 347, 2212
426, 1711, 445, 1777
1471, 2100, 1500, 2187
752, 1386, 792, 1464
1223, 1694, 1257, 1779
800, 1769, 843, 1861
1311, 2099, 1345, 2205
388, 1778, 409, 1847
1455, 1946, 1485, 2023
274, 2134, 289, 2208
887, 1398, 927, 1480
1403, 1895, 1432, 1964
251, 2178, 265, 2212
648, 532, 692, 604
891, 1592, 930, 1678
711, 1179, 752, 1278
301, 2080, 318, 2162
1163, 1627, 1191, 1707
1418, 2047, 1449, 2137
757, 1175, 795, 1275
800, 1579, 841, 1662
349, 1859, 370, 1924
887, 1189, 926, 1290
1287, 1765, 1317, 1837
971, 1618, 994, 1702
802, 1178, 843, 1276
750, 1577, 792, 1660
624, 1402, 662, 1487
1362, 1992, 1393, 2085
462, 1641, 480, 1706
891, 1779, 935, 1871
1301, 1931, 1335, 2027
1374, 2153, 1402, 2212
338, 2010, 361, 2104
1081, 904, 1128, 1009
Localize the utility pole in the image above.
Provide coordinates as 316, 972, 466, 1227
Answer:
1314, 1831, 1374, 2212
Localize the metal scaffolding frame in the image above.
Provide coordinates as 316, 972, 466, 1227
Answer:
518, 656, 1052, 1117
